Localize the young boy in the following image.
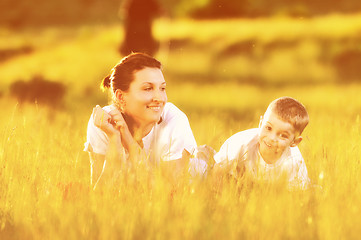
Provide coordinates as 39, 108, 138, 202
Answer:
213, 96, 310, 190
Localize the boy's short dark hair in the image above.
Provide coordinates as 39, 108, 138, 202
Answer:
268, 97, 309, 134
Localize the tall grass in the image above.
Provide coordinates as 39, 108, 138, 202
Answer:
1, 82, 361, 239
1, 15, 361, 239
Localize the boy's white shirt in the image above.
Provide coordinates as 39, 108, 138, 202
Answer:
214, 128, 310, 189
84, 102, 197, 162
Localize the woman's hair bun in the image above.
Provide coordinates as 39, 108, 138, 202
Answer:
100, 75, 111, 91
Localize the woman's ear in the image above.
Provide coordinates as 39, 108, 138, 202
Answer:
115, 89, 126, 112
290, 136, 303, 147
258, 115, 263, 128
115, 89, 123, 101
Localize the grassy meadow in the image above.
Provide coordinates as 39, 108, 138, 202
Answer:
1, 14, 361, 239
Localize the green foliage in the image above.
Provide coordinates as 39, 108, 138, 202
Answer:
2, 0, 361, 28
1, 15, 361, 95
153, 15, 361, 84
0, 0, 120, 28
191, 0, 361, 18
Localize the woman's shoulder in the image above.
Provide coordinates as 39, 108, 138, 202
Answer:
161, 102, 188, 122
163, 102, 182, 113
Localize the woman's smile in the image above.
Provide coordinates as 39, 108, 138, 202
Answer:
121, 67, 167, 126
147, 105, 162, 111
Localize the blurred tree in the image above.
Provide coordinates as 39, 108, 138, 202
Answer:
119, 0, 161, 56
118, 0, 209, 56
158, 0, 210, 17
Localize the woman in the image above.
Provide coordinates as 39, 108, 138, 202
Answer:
84, 53, 197, 189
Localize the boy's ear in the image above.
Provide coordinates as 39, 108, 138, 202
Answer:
290, 136, 303, 147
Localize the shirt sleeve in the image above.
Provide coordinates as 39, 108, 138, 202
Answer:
288, 147, 310, 190
297, 160, 310, 189
214, 129, 259, 179
162, 112, 197, 161
214, 138, 230, 164
156, 104, 197, 161
294, 157, 310, 189
83, 112, 109, 156
214, 131, 248, 164
214, 133, 243, 173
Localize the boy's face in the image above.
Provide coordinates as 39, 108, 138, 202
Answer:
258, 108, 302, 164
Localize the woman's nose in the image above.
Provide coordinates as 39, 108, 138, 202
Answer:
153, 89, 165, 102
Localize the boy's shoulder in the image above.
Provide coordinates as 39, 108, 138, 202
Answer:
226, 128, 259, 144
214, 128, 259, 163
288, 146, 303, 163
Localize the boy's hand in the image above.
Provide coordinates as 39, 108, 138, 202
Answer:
188, 145, 216, 178
195, 144, 216, 163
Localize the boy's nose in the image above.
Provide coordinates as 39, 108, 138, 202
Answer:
269, 133, 278, 142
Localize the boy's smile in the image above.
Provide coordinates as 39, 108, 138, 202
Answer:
258, 109, 299, 164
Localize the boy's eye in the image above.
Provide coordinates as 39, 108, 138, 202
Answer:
280, 134, 289, 139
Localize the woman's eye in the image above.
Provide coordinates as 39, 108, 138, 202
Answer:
144, 87, 152, 91
160, 87, 166, 91
266, 126, 271, 131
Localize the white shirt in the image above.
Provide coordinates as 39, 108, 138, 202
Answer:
214, 128, 310, 189
84, 102, 197, 162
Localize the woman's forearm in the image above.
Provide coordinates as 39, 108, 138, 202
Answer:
90, 135, 124, 190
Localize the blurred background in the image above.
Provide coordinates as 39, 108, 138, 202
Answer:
1, 0, 361, 145
1, 0, 361, 89
1, 2, 361, 239
1, 0, 361, 139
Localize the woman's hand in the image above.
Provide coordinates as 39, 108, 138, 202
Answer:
107, 107, 128, 132
93, 105, 139, 152
92, 105, 126, 136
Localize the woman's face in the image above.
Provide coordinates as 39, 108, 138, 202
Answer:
121, 67, 167, 126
